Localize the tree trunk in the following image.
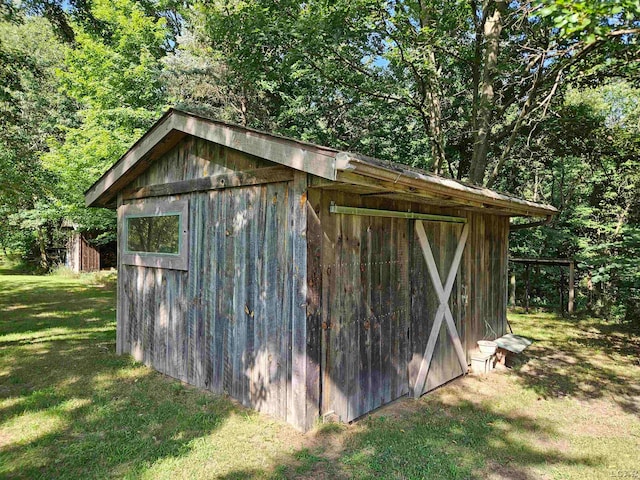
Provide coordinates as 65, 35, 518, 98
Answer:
37, 227, 49, 271
419, 2, 447, 175
466, 0, 483, 180
509, 271, 516, 306
469, 0, 505, 184
425, 72, 447, 175
559, 268, 565, 316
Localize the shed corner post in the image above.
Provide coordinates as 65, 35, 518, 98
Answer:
289, 171, 318, 432
524, 263, 530, 313
305, 187, 323, 431
509, 271, 516, 306
116, 192, 125, 356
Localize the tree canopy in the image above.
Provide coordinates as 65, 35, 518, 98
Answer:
194, 0, 639, 184
0, 0, 638, 319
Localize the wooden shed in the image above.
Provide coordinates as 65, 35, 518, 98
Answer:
66, 231, 101, 273
62, 221, 117, 273
85, 109, 557, 431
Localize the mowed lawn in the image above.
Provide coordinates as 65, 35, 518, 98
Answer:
1, 266, 639, 479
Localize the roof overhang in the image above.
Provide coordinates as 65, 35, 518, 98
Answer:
334, 153, 558, 218
85, 109, 558, 218
85, 109, 339, 208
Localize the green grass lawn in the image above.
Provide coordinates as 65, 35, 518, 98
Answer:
1, 265, 639, 479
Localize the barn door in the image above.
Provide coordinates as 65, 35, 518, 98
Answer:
409, 220, 469, 397
320, 209, 410, 423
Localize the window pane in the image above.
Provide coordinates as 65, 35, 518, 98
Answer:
127, 215, 180, 254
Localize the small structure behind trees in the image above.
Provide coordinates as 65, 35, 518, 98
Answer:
509, 258, 576, 315
65, 231, 100, 273
62, 221, 116, 273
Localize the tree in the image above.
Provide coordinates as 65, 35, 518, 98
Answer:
193, 0, 639, 184
0, 15, 74, 267
162, 30, 281, 128
509, 80, 640, 320
0, 0, 175, 268
44, 0, 175, 235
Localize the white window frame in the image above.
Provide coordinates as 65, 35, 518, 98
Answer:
121, 199, 189, 270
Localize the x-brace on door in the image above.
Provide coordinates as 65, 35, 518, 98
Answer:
411, 220, 469, 398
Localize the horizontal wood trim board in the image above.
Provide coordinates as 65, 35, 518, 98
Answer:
329, 204, 467, 223
509, 257, 573, 265
123, 167, 294, 200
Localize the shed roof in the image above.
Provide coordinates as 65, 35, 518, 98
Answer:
85, 109, 558, 217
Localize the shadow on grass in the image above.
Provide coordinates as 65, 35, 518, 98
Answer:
509, 312, 640, 415
0, 275, 235, 479
0, 273, 628, 479
219, 313, 637, 479
0, 260, 39, 276
216, 395, 601, 480
0, 278, 116, 339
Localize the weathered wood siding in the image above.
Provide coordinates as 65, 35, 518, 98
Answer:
307, 190, 411, 423
115, 134, 509, 430
117, 137, 313, 430
460, 214, 510, 358
408, 220, 465, 397
307, 189, 509, 422
128, 137, 273, 187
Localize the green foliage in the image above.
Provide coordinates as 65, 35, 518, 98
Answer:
508, 81, 640, 321
538, 0, 640, 43
0, 16, 74, 267
189, 0, 453, 166
537, 0, 640, 84
58, 0, 169, 110
0, 0, 637, 323
0, 0, 170, 268
189, 0, 639, 182
44, 0, 174, 236
162, 30, 282, 128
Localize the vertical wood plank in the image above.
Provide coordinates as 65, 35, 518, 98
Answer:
358, 215, 372, 418
186, 192, 199, 386
305, 188, 322, 427
249, 186, 266, 410
289, 171, 309, 429
245, 186, 258, 405
211, 189, 224, 394
568, 260, 575, 315
222, 189, 235, 394
231, 188, 247, 401
116, 194, 125, 355
262, 183, 279, 414
346, 212, 361, 421
399, 218, 410, 398
372, 216, 385, 413
333, 193, 349, 421
279, 183, 291, 421
320, 191, 335, 418
384, 218, 395, 404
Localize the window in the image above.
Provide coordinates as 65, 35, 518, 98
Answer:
127, 215, 180, 254
121, 199, 189, 270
